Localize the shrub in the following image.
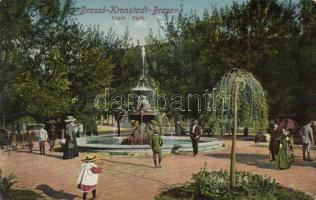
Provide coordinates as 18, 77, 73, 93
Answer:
157, 165, 313, 200
0, 169, 17, 200
184, 165, 276, 200
0, 169, 44, 200
236, 171, 276, 196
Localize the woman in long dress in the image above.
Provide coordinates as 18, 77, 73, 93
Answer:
277, 129, 294, 169
63, 116, 78, 159
63, 132, 75, 159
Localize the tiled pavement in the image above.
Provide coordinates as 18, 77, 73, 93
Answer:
0, 139, 316, 200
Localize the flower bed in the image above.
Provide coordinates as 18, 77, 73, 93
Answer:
156, 166, 313, 200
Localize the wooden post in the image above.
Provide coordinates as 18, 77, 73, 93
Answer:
230, 75, 239, 188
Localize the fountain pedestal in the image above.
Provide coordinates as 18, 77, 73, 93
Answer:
128, 111, 157, 123
123, 111, 157, 145
122, 46, 158, 145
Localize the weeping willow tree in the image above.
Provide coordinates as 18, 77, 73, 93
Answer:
200, 68, 268, 187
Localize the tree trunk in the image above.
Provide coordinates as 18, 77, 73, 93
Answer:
230, 76, 239, 188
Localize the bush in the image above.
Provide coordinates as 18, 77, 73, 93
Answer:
0, 169, 43, 200
185, 165, 276, 200
0, 169, 17, 200
156, 165, 313, 200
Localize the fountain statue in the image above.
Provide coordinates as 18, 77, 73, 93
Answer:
122, 47, 158, 145
128, 46, 157, 124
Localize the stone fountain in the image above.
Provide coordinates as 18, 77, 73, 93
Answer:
73, 47, 224, 154
128, 46, 157, 124
122, 47, 158, 145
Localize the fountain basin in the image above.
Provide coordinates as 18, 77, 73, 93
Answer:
75, 135, 224, 155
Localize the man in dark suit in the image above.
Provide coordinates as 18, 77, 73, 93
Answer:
189, 120, 203, 156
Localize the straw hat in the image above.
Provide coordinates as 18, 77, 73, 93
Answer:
192, 120, 198, 124
82, 153, 97, 162
64, 116, 76, 123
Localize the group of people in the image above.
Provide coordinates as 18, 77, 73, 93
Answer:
5, 115, 79, 159
269, 120, 314, 170
10, 116, 315, 199
33, 116, 79, 159
36, 125, 58, 155
135, 119, 203, 170
6, 124, 57, 154
76, 119, 202, 200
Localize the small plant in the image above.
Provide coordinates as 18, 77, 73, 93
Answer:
157, 165, 313, 200
184, 165, 278, 200
0, 169, 17, 200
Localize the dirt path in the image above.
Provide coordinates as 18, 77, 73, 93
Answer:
1, 139, 315, 200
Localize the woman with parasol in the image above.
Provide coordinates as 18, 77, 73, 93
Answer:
277, 128, 294, 169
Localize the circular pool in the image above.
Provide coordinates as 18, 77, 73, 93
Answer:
76, 135, 224, 155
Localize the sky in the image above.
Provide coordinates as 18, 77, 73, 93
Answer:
73, 0, 243, 45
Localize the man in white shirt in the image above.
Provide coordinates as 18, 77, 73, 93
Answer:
301, 121, 314, 161
38, 126, 48, 155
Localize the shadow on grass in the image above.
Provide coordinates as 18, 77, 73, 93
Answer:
207, 152, 316, 169
35, 184, 79, 200
206, 153, 278, 170
155, 185, 192, 200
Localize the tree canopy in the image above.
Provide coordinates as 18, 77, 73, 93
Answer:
0, 0, 315, 128
147, 0, 316, 124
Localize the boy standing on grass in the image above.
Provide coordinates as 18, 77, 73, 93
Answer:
77, 153, 102, 200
